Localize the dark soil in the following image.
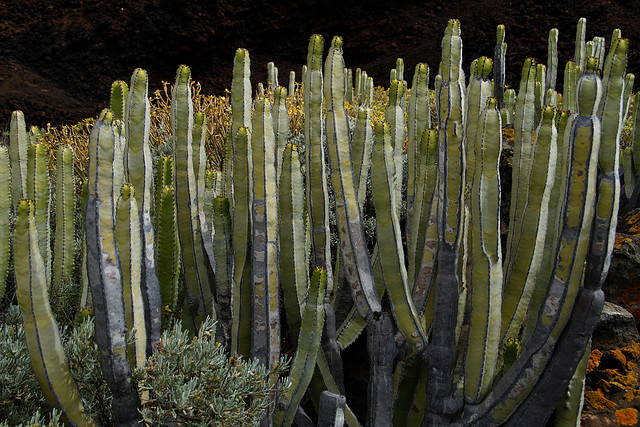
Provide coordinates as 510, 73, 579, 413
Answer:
2, 0, 640, 127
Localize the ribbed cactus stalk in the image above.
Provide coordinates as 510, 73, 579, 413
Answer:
26, 142, 51, 286
493, 25, 506, 109
385, 79, 407, 216
0, 146, 9, 301
124, 68, 162, 354
546, 28, 559, 95
110, 80, 129, 120
273, 86, 289, 184
53, 146, 75, 286
423, 19, 466, 425
172, 64, 215, 332
155, 183, 181, 314
10, 110, 29, 211
304, 35, 334, 296
288, 70, 296, 99
211, 197, 233, 348
85, 110, 142, 426
15, 199, 97, 427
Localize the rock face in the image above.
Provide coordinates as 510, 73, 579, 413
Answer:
593, 302, 640, 350
1, 0, 640, 126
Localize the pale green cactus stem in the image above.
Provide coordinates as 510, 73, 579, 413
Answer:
587, 37, 606, 72
26, 142, 51, 286
624, 146, 635, 198
124, 67, 162, 354
546, 28, 559, 96
352, 107, 373, 208
273, 267, 326, 427
171, 64, 215, 332
501, 87, 516, 126
633, 92, 640, 176
115, 184, 147, 373
346, 68, 354, 104
390, 69, 397, 84
110, 80, 129, 120
501, 105, 558, 343
522, 108, 572, 342
15, 199, 97, 427
53, 146, 75, 286
156, 184, 180, 314
193, 112, 207, 210
225, 48, 253, 201
85, 110, 142, 425
304, 34, 334, 296
78, 180, 91, 312
324, 35, 381, 316
534, 63, 547, 126
10, 110, 29, 211
0, 146, 9, 300
466, 56, 603, 426
407, 64, 431, 210
273, 86, 289, 184
563, 60, 580, 113
392, 354, 425, 426
493, 25, 506, 109
211, 197, 233, 349
555, 340, 590, 426
231, 126, 253, 357
423, 19, 466, 425
278, 143, 308, 343
386, 79, 407, 216
250, 97, 281, 376
464, 97, 503, 405
354, 68, 362, 103
624, 73, 635, 120
288, 70, 296, 98
503, 58, 538, 280
575, 17, 587, 71
268, 61, 279, 91
372, 121, 426, 354
409, 128, 438, 308
465, 57, 493, 191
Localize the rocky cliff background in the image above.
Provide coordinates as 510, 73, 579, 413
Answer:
1, 0, 639, 126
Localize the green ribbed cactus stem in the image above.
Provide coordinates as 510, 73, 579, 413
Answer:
423, 19, 465, 425
231, 126, 253, 357
501, 105, 557, 343
409, 128, 438, 303
563, 60, 580, 113
172, 64, 215, 332
575, 18, 587, 71
624, 73, 635, 118
10, 110, 29, 211
546, 28, 559, 95
85, 110, 142, 425
352, 107, 374, 208
26, 142, 51, 286
110, 80, 129, 120
115, 184, 147, 372
625, 146, 635, 198
203, 170, 216, 222
225, 48, 252, 201
124, 67, 161, 354
501, 87, 516, 126
633, 92, 640, 177
212, 197, 233, 348
249, 97, 281, 396
589, 37, 606, 72
193, 111, 207, 210
346, 68, 354, 104
325, 35, 380, 316
304, 34, 334, 297
0, 146, 10, 302
288, 70, 296, 99
386, 79, 407, 216
273, 267, 326, 427
15, 199, 97, 427
78, 180, 92, 312
504, 58, 538, 278
465, 57, 493, 190
493, 25, 506, 109
268, 61, 279, 91
278, 143, 308, 343
273, 86, 289, 184
154, 155, 173, 227
534, 63, 547, 126
156, 185, 181, 315
53, 146, 75, 286
464, 97, 503, 405
372, 121, 426, 354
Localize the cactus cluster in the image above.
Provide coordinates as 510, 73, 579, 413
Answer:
0, 16, 634, 426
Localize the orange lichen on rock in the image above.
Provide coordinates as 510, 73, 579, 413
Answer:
616, 408, 638, 425
616, 234, 633, 248
627, 211, 640, 236
622, 341, 640, 361
586, 389, 617, 409
588, 348, 603, 372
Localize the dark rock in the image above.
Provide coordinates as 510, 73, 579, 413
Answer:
592, 302, 640, 349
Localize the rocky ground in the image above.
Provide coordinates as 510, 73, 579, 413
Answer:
3, 0, 640, 425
